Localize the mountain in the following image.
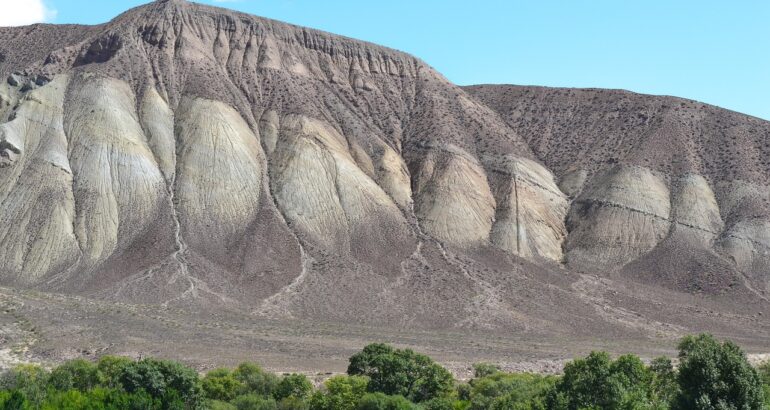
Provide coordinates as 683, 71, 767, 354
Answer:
0, 0, 768, 351
465, 85, 770, 294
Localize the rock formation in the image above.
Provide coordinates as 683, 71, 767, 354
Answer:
0, 0, 767, 332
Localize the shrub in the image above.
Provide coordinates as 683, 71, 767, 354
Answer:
675, 333, 765, 410
39, 387, 159, 410
420, 396, 461, 410
203, 368, 244, 401
233, 363, 280, 397
209, 400, 238, 410
756, 361, 770, 408
758, 360, 770, 386
274, 374, 312, 400
472, 363, 500, 378
0, 390, 29, 409
47, 359, 99, 392
356, 392, 417, 410
232, 393, 278, 410
0, 364, 49, 406
308, 375, 369, 410
117, 358, 203, 408
468, 372, 555, 410
348, 343, 454, 402
277, 395, 309, 410
96, 356, 133, 389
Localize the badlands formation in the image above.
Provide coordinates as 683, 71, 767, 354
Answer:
0, 0, 769, 362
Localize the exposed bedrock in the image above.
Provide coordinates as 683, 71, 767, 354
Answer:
488, 156, 568, 262
268, 114, 413, 267
410, 144, 495, 246
175, 97, 264, 258
669, 174, 723, 244
565, 165, 672, 268
65, 76, 168, 271
561, 164, 769, 292
715, 180, 770, 291
0, 76, 79, 284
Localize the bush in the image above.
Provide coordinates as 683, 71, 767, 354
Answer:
203, 368, 244, 401
39, 387, 159, 410
348, 343, 454, 402
0, 390, 29, 409
96, 356, 133, 389
356, 392, 416, 410
468, 372, 555, 410
233, 363, 280, 397
47, 359, 99, 392
209, 400, 238, 410
0, 364, 49, 406
675, 334, 765, 410
420, 396, 462, 410
277, 395, 309, 410
274, 374, 312, 400
760, 361, 770, 408
308, 375, 369, 410
117, 358, 203, 408
758, 360, 770, 386
232, 393, 278, 410
472, 363, 500, 378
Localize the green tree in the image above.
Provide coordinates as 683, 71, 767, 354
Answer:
356, 392, 417, 410
203, 368, 243, 402
675, 333, 765, 410
468, 372, 555, 410
545, 352, 657, 410
649, 357, 678, 407
308, 375, 369, 410
347, 343, 454, 402
47, 359, 99, 392
233, 363, 280, 397
96, 356, 133, 389
274, 374, 312, 400
117, 358, 203, 409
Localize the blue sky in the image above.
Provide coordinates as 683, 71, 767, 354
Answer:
6, 0, 769, 120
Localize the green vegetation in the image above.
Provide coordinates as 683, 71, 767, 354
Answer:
675, 334, 765, 410
0, 334, 768, 409
347, 343, 454, 403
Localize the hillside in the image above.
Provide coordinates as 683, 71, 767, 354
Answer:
0, 0, 768, 368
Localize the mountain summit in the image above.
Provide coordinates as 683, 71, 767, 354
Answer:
0, 1, 768, 342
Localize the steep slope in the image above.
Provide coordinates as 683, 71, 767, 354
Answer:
0, 0, 767, 340
466, 85, 770, 295
0, 0, 579, 330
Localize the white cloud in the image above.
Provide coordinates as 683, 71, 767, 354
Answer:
0, 0, 57, 27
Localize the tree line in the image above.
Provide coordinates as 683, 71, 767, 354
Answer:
1, 333, 769, 409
